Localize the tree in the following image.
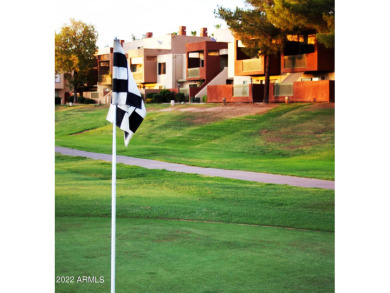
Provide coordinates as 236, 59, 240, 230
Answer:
216, 0, 334, 103
263, 0, 334, 48
55, 19, 98, 102
216, 1, 284, 103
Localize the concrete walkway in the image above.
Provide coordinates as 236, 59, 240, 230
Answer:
55, 146, 335, 190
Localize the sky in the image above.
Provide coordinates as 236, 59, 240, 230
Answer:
53, 0, 248, 48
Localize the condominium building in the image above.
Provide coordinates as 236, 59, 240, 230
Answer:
208, 30, 335, 103
96, 26, 212, 102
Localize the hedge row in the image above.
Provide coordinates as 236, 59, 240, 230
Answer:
145, 90, 187, 104
56, 96, 97, 105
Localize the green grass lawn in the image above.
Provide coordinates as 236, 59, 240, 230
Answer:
55, 103, 334, 180
56, 154, 334, 232
55, 154, 334, 292
56, 217, 334, 293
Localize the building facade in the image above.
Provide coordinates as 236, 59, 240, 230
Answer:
93, 27, 335, 104
208, 30, 335, 103
55, 73, 70, 104
96, 27, 212, 102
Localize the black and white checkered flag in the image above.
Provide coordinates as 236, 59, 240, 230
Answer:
106, 39, 146, 146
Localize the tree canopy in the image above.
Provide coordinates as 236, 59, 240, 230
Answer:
216, 1, 284, 103
55, 19, 98, 95
215, 0, 334, 103
216, 2, 284, 57
263, 0, 334, 48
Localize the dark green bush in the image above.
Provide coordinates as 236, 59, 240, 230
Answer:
160, 89, 176, 102
78, 97, 96, 104
55, 97, 61, 105
145, 90, 184, 103
175, 93, 185, 103
190, 97, 201, 103
152, 94, 164, 103
146, 92, 157, 101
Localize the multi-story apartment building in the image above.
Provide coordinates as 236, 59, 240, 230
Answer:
271, 34, 335, 102
55, 73, 70, 104
207, 30, 335, 103
96, 26, 212, 102
94, 26, 335, 104
182, 40, 229, 99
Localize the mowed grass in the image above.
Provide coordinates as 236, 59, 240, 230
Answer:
55, 103, 335, 180
56, 154, 334, 231
56, 217, 334, 293
55, 154, 334, 292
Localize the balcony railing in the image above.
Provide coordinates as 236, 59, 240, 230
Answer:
242, 59, 262, 72
233, 85, 249, 97
187, 68, 200, 78
132, 71, 143, 81
98, 74, 111, 85
274, 83, 293, 96
284, 54, 307, 69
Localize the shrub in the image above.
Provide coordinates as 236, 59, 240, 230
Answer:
146, 92, 157, 100
175, 93, 185, 103
152, 94, 164, 103
55, 97, 61, 105
160, 89, 175, 102
145, 90, 180, 103
202, 95, 207, 103
78, 96, 96, 104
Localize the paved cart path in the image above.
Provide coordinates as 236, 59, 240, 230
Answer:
55, 146, 335, 190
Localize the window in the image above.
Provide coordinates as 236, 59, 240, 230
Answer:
208, 50, 219, 56
55, 74, 61, 83
158, 62, 166, 75
99, 61, 110, 75
188, 51, 204, 68
100, 61, 110, 67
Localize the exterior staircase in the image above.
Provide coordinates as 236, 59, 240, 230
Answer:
102, 90, 112, 104
195, 67, 229, 98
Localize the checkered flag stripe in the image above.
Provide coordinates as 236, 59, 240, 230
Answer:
107, 39, 146, 146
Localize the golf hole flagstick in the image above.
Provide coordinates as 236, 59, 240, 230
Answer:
106, 38, 146, 293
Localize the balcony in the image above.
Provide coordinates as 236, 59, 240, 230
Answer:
233, 85, 249, 97
98, 74, 111, 85
235, 57, 266, 76
242, 59, 262, 72
274, 83, 293, 96
283, 54, 307, 69
187, 68, 200, 78
132, 71, 144, 82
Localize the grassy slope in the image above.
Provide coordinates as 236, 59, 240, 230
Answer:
55, 103, 334, 179
55, 155, 334, 292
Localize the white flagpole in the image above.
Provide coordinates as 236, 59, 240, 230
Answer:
111, 38, 117, 293
111, 104, 116, 293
